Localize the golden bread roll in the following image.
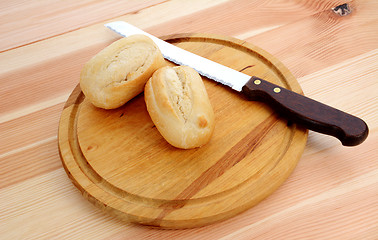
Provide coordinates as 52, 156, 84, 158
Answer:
145, 66, 215, 149
80, 35, 165, 109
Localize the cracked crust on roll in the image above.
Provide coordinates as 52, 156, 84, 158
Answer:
145, 66, 215, 149
80, 34, 165, 109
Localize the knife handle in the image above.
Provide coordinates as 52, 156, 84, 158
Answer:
241, 76, 368, 146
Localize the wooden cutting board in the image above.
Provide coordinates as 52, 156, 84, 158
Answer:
58, 33, 308, 229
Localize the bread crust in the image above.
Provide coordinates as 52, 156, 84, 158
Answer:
80, 35, 165, 109
145, 66, 215, 149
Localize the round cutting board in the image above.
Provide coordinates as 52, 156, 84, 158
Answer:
58, 33, 308, 229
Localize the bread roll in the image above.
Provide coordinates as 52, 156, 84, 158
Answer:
145, 66, 215, 149
80, 35, 165, 109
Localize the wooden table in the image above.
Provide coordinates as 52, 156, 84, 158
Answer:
1, 0, 377, 239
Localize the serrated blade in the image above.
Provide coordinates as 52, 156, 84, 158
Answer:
105, 21, 251, 91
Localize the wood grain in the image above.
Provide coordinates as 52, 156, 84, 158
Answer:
58, 34, 307, 228
0, 0, 165, 51
1, 0, 377, 238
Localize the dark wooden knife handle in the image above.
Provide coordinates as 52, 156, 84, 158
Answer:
241, 76, 368, 146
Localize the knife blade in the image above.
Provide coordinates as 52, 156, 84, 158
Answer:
105, 21, 368, 146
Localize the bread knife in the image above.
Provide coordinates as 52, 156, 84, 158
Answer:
105, 21, 368, 146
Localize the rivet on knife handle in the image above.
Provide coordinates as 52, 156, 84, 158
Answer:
242, 76, 369, 146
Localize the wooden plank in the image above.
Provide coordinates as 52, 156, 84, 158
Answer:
0, 136, 60, 189
245, 1, 378, 78
0, 169, 128, 239
298, 49, 378, 120
0, 0, 232, 52
0, 103, 63, 155
0, 0, 166, 51
146, 0, 352, 38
